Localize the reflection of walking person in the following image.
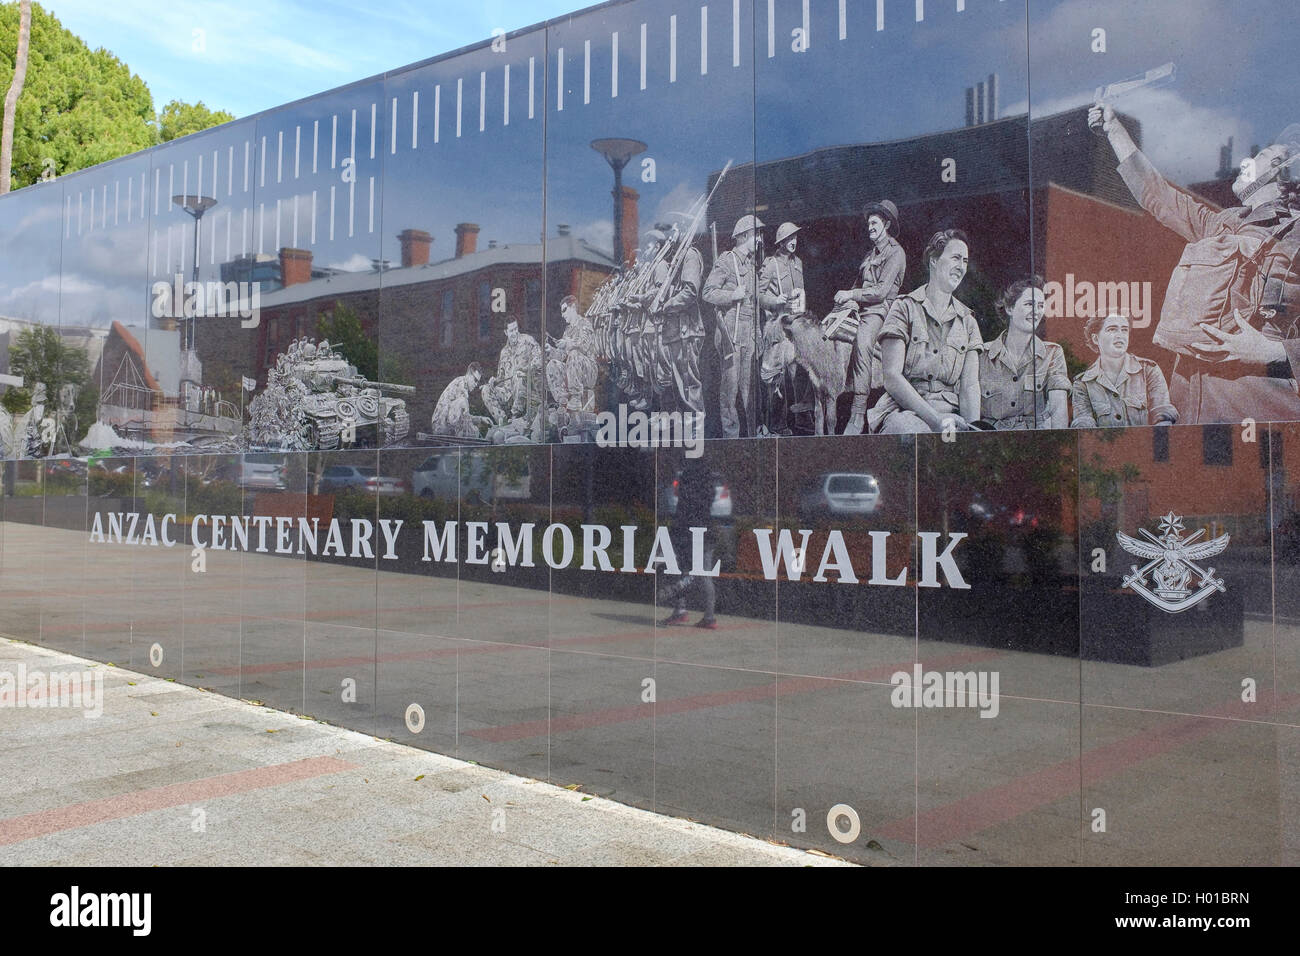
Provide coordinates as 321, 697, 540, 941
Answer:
659, 457, 719, 630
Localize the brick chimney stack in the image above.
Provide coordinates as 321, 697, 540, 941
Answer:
398, 229, 433, 267
454, 222, 480, 259
279, 247, 313, 287
618, 185, 639, 267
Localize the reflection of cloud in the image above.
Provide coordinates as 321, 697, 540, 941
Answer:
1006, 87, 1253, 184
1023, 0, 1252, 88
326, 252, 374, 272
572, 220, 613, 256
650, 181, 698, 232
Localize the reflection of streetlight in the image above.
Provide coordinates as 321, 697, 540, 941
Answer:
171, 194, 217, 350
590, 138, 646, 269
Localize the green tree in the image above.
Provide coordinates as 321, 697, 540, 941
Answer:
0, 3, 234, 191
8, 323, 90, 448
157, 98, 233, 143
317, 301, 378, 381
0, 2, 154, 188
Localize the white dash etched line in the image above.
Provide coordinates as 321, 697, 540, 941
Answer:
557, 47, 564, 110
733, 0, 740, 66
701, 6, 707, 75
670, 15, 677, 82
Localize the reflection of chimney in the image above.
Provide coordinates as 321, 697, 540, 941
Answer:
454, 222, 480, 258
618, 185, 639, 267
398, 228, 432, 267
965, 86, 976, 128
279, 247, 312, 287
987, 73, 998, 121
1217, 137, 1235, 179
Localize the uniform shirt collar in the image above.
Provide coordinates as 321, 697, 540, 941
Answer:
905, 284, 972, 322
986, 331, 1046, 368
1081, 352, 1142, 383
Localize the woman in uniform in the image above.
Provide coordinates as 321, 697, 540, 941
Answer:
869, 229, 983, 433
979, 275, 1070, 429
1071, 313, 1178, 428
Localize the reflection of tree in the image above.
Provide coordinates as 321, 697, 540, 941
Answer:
1079, 429, 1140, 546
461, 447, 530, 522
317, 302, 378, 382
922, 430, 1075, 534
7, 324, 90, 451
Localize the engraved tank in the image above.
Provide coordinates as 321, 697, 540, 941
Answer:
285, 343, 414, 449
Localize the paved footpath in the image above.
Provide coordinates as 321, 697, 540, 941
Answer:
0, 640, 850, 867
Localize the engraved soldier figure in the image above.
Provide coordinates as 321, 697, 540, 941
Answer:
1091, 105, 1300, 423
1071, 313, 1178, 428
482, 319, 543, 430
703, 214, 763, 438
979, 276, 1071, 429
654, 232, 706, 426
758, 222, 805, 435
432, 362, 488, 439
546, 295, 599, 424
870, 229, 983, 434
833, 201, 906, 434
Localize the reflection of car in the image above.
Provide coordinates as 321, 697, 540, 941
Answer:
797, 473, 880, 522
318, 464, 409, 496
239, 454, 289, 491
659, 471, 732, 520
964, 492, 1039, 529
412, 453, 458, 499
43, 458, 87, 478
411, 453, 530, 502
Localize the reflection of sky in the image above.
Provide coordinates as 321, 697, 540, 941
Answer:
5, 0, 1296, 324
0, 184, 63, 325
381, 35, 548, 260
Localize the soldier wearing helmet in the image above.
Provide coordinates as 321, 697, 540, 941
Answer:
703, 214, 764, 437
1091, 104, 1300, 423
757, 222, 805, 434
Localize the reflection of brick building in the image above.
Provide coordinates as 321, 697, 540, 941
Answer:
1079, 426, 1300, 540
192, 225, 616, 427
709, 106, 1243, 375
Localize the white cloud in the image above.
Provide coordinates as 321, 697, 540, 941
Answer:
1009, 87, 1254, 185
326, 252, 373, 273
649, 181, 700, 233
571, 219, 613, 255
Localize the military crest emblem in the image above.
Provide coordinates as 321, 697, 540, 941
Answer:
1117, 512, 1229, 613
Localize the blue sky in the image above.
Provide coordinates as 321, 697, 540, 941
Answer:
42, 0, 585, 118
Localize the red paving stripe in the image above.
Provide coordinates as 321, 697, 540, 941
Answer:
33, 595, 557, 638
469, 650, 1002, 742
876, 690, 1300, 849
0, 755, 357, 847
216, 619, 766, 677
